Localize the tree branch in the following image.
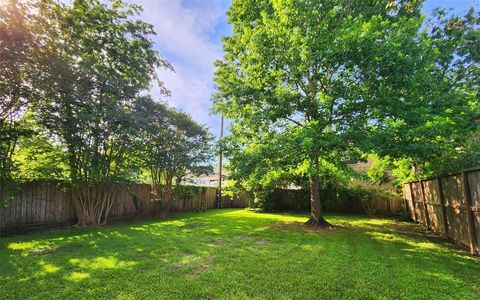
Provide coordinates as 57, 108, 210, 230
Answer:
285, 116, 304, 127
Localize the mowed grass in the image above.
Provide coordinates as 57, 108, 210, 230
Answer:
1, 209, 479, 299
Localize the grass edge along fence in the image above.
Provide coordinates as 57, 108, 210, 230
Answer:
404, 166, 480, 255
0, 181, 248, 236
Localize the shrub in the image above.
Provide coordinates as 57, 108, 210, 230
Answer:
246, 184, 402, 215
351, 185, 402, 215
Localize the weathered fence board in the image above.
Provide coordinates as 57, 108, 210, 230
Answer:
404, 167, 480, 255
269, 188, 403, 215
0, 182, 244, 235
469, 171, 480, 249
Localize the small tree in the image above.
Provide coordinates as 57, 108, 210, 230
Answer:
136, 97, 213, 215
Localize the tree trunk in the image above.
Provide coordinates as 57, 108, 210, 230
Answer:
72, 185, 114, 226
305, 174, 332, 228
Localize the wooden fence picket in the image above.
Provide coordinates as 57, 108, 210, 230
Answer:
405, 167, 480, 255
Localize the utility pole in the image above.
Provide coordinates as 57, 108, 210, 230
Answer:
217, 115, 224, 208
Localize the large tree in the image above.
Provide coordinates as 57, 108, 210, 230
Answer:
33, 0, 172, 225
213, 0, 464, 227
0, 0, 45, 195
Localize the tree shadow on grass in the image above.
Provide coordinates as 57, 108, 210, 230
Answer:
1, 209, 479, 299
266, 214, 480, 299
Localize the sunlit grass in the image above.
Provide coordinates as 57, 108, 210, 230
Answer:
1, 209, 479, 299
66, 271, 90, 282
69, 256, 137, 270
39, 262, 61, 274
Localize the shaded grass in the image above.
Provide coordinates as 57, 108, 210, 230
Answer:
1, 209, 479, 299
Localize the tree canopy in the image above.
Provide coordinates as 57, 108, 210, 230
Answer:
0, 0, 44, 196
213, 0, 478, 226
135, 97, 213, 211
0, 0, 214, 225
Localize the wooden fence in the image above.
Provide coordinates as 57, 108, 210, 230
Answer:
270, 188, 404, 215
404, 166, 480, 255
0, 181, 248, 235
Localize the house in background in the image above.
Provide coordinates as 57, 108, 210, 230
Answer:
184, 165, 227, 187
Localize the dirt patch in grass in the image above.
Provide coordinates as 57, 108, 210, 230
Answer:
208, 239, 228, 246
171, 261, 185, 269
191, 255, 216, 276
171, 254, 216, 274
270, 221, 342, 234
254, 239, 271, 246
191, 264, 209, 276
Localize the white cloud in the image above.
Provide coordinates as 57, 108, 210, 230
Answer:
130, 0, 229, 135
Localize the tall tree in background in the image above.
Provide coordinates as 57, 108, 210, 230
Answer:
213, 0, 468, 227
373, 7, 480, 179
12, 113, 68, 181
33, 0, 173, 225
418, 8, 479, 174
136, 97, 213, 215
0, 0, 44, 196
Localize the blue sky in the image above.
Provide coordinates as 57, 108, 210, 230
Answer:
131, 0, 478, 138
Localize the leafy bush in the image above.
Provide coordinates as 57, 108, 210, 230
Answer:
248, 184, 401, 215
177, 185, 201, 199
344, 185, 402, 215
249, 190, 275, 211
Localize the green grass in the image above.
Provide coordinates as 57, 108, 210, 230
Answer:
1, 209, 479, 299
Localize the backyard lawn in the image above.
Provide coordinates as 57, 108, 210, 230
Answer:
1, 209, 479, 299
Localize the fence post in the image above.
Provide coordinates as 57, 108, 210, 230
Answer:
436, 177, 449, 239
462, 171, 479, 255
420, 180, 431, 230
409, 182, 417, 222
